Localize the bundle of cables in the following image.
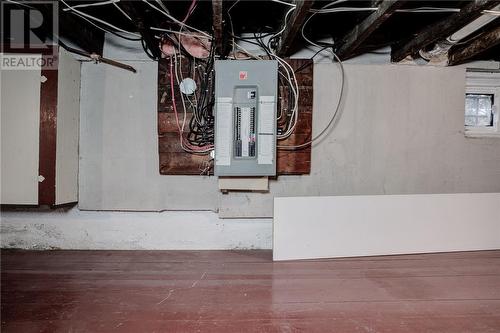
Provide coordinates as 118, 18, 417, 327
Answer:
160, 31, 216, 155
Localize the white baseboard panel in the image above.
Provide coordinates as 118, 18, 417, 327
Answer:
273, 193, 500, 261
1, 208, 272, 250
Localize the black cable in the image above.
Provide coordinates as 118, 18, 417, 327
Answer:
186, 35, 216, 148
294, 46, 332, 73
141, 38, 157, 60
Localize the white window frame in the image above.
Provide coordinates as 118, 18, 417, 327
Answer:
465, 71, 500, 138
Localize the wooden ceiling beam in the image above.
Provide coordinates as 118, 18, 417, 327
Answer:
58, 14, 105, 54
276, 0, 315, 57
212, 0, 226, 56
392, 0, 500, 62
335, 0, 405, 60
448, 25, 500, 65
120, 2, 161, 59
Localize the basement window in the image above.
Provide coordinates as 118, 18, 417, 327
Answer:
465, 93, 494, 127
465, 71, 500, 138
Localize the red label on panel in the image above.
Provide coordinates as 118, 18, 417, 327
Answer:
239, 71, 248, 80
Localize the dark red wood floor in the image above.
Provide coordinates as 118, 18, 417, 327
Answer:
2, 250, 500, 332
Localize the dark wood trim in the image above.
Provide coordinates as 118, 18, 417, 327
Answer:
336, 0, 405, 60
448, 25, 500, 65
276, 0, 315, 57
38, 49, 58, 205
212, 0, 224, 55
391, 0, 500, 62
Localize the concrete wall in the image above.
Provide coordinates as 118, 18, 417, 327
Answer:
0, 208, 271, 250
79, 53, 500, 217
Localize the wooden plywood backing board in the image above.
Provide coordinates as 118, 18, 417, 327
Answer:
158, 58, 313, 176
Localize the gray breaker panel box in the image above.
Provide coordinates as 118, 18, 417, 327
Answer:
214, 60, 278, 176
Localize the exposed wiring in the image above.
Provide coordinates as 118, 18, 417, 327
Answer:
270, 0, 297, 7
62, 0, 119, 11
154, 0, 171, 14
169, 55, 214, 154
302, 3, 497, 49
113, 1, 133, 22
4, 0, 35, 9
182, 0, 198, 23
482, 9, 500, 15
142, 0, 211, 38
62, 8, 141, 41
60, 0, 140, 38
278, 50, 345, 150
151, 27, 212, 39
270, 5, 297, 44
301, 1, 343, 48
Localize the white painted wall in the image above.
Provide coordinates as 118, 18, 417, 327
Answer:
0, 57, 41, 204
0, 208, 271, 250
55, 48, 80, 204
79, 55, 500, 216
79, 60, 218, 210
2, 37, 499, 250
220, 64, 500, 217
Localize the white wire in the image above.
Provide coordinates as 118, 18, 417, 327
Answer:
310, 6, 463, 14
301, 1, 349, 48
275, 56, 299, 139
172, 53, 213, 154
309, 7, 377, 13
150, 27, 213, 39
397, 7, 460, 13
62, 0, 118, 11
278, 50, 345, 150
142, 0, 211, 38
60, 0, 140, 37
270, 0, 297, 7
176, 30, 201, 125
4, 0, 35, 9
154, 0, 171, 14
271, 6, 297, 42
62, 8, 139, 41
112, 2, 133, 21
483, 10, 500, 15
232, 43, 263, 59
228, 0, 242, 55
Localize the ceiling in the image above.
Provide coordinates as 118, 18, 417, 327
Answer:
2, 0, 499, 65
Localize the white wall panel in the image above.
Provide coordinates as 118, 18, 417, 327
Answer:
273, 193, 500, 261
79, 61, 217, 210
1, 58, 41, 204
55, 48, 80, 204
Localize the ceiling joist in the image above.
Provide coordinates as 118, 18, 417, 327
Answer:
448, 25, 500, 65
120, 2, 161, 59
391, 0, 500, 63
212, 0, 226, 56
276, 0, 315, 57
335, 0, 406, 60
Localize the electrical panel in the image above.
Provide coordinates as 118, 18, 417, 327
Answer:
214, 60, 278, 176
